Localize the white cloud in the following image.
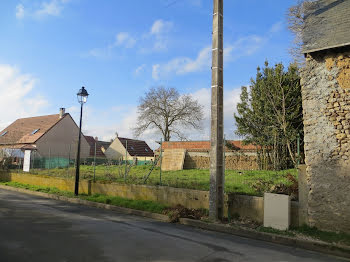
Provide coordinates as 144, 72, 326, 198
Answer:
15, 0, 70, 20
0, 64, 49, 130
224, 35, 265, 62
190, 87, 242, 140
151, 46, 210, 80
134, 64, 146, 76
16, 4, 25, 19
88, 19, 174, 58
87, 32, 136, 59
150, 19, 287, 81
269, 21, 283, 34
189, 0, 202, 7
151, 34, 266, 80
152, 64, 160, 80
114, 32, 136, 48
150, 19, 173, 35
140, 19, 173, 53
87, 48, 113, 59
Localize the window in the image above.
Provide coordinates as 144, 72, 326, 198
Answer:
31, 129, 40, 135
0, 131, 7, 137
130, 146, 135, 150
145, 148, 148, 152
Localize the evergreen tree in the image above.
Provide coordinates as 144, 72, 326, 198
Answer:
234, 61, 303, 170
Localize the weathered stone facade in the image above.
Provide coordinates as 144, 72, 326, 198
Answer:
301, 47, 350, 233
184, 151, 258, 170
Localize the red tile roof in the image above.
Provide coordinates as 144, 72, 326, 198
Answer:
160, 140, 258, 151
85, 136, 111, 158
118, 137, 154, 157
0, 114, 66, 146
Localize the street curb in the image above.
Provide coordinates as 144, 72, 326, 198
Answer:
0, 185, 170, 222
179, 218, 350, 260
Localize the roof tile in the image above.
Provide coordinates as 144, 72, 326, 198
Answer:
0, 114, 64, 145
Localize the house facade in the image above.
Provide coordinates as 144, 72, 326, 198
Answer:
105, 137, 154, 161
0, 108, 90, 159
300, 0, 350, 232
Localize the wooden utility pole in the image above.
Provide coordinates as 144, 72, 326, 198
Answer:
209, 0, 224, 221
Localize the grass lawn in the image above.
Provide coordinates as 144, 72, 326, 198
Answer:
18, 164, 298, 196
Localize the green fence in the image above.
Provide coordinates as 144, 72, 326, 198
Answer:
33, 157, 71, 169
32, 157, 152, 169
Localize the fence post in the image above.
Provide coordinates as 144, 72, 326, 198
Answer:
32, 150, 35, 171
48, 148, 51, 174
93, 139, 97, 182
124, 140, 128, 182
159, 138, 162, 186
67, 144, 71, 177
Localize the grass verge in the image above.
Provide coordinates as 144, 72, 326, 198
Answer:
292, 225, 350, 246
258, 225, 350, 246
0, 181, 168, 214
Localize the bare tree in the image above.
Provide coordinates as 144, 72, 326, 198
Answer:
133, 86, 204, 141
287, 0, 317, 64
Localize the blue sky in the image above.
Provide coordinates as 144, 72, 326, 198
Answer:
0, 0, 296, 148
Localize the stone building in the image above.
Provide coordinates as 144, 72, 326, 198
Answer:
300, 0, 350, 233
160, 141, 258, 170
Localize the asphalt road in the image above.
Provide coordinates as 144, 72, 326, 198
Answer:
0, 188, 347, 262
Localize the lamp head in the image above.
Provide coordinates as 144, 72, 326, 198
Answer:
77, 86, 89, 104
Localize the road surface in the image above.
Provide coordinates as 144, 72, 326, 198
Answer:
0, 188, 346, 262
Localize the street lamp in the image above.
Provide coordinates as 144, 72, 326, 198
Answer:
75, 86, 89, 195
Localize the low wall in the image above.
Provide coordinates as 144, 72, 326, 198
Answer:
0, 172, 209, 210
0, 172, 299, 226
184, 151, 258, 170
228, 194, 299, 227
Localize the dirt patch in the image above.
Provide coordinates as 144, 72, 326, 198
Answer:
164, 204, 208, 223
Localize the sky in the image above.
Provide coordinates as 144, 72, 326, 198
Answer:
0, 0, 296, 149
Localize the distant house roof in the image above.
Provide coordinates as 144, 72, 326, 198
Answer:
302, 0, 350, 54
118, 137, 154, 157
159, 140, 258, 152
85, 136, 111, 158
0, 114, 66, 147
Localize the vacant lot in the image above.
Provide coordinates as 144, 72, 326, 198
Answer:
19, 165, 298, 196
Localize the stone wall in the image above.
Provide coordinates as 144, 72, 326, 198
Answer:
184, 151, 258, 170
300, 47, 350, 233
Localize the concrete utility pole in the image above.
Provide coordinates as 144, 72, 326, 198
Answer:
209, 0, 224, 221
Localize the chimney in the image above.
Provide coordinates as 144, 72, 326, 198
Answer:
59, 108, 65, 118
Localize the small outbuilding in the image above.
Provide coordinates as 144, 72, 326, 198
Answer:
104, 137, 154, 161
85, 136, 111, 158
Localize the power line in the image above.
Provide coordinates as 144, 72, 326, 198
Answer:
164, 0, 181, 8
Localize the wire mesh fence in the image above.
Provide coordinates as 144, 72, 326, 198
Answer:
2, 144, 299, 198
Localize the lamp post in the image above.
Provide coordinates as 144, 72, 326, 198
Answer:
75, 86, 89, 196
